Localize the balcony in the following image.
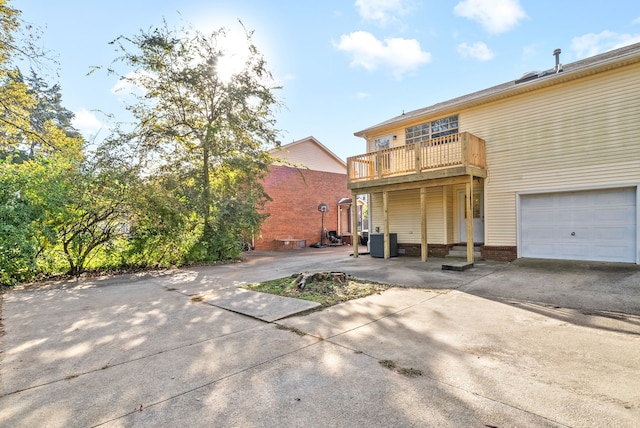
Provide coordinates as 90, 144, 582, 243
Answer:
347, 132, 486, 190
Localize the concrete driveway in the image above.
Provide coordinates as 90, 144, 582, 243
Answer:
1, 247, 639, 427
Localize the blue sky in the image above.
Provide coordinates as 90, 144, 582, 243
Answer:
16, 0, 640, 162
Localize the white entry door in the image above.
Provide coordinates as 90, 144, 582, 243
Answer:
458, 190, 484, 243
520, 188, 637, 262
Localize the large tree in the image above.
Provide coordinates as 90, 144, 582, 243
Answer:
107, 21, 281, 261
0, 0, 57, 158
0, 1, 86, 282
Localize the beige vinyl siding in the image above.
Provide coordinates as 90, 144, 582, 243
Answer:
370, 188, 447, 244
273, 142, 346, 174
388, 190, 420, 243
370, 192, 383, 235
461, 64, 640, 246
426, 188, 446, 244
444, 186, 454, 243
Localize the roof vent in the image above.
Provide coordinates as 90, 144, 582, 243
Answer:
518, 70, 540, 80
515, 70, 544, 84
553, 48, 563, 73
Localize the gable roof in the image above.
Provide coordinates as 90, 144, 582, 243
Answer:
355, 42, 640, 137
271, 136, 346, 173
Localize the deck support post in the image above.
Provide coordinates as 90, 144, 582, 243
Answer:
383, 191, 390, 259
352, 192, 359, 258
421, 188, 428, 262
466, 175, 474, 263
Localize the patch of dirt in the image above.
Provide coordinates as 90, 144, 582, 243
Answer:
244, 272, 389, 308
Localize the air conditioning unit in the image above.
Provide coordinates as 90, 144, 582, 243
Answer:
369, 233, 397, 258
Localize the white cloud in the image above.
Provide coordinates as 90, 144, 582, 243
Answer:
354, 0, 414, 26
355, 92, 371, 99
454, 0, 526, 34
633, 16, 640, 24
457, 42, 495, 61
72, 109, 103, 136
335, 31, 431, 79
571, 31, 640, 59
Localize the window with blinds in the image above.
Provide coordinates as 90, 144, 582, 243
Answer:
405, 115, 458, 145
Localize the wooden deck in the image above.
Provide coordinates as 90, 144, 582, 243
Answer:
347, 132, 486, 191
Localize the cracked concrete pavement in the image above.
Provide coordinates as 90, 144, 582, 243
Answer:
1, 246, 639, 427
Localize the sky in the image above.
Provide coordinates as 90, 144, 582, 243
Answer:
15, 0, 640, 162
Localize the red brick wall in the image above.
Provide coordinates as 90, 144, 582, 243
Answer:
397, 243, 451, 258
481, 246, 518, 261
254, 165, 349, 250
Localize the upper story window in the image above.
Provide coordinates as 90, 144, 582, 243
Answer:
405, 115, 459, 145
373, 135, 392, 151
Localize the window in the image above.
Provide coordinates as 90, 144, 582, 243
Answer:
373, 135, 392, 151
405, 115, 458, 145
431, 115, 458, 138
372, 135, 392, 173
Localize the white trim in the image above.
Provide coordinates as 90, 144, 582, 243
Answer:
637, 186, 640, 264
516, 192, 522, 259
516, 183, 639, 196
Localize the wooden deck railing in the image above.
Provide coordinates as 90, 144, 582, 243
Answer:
347, 132, 485, 182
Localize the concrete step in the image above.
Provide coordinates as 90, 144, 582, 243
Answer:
446, 245, 481, 259
446, 252, 481, 259
442, 261, 474, 271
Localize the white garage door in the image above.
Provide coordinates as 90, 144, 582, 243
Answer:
520, 188, 637, 262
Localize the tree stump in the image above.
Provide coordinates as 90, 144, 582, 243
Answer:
292, 272, 349, 289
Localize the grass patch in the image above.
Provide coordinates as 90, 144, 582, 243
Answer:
242, 274, 388, 308
190, 294, 204, 303
379, 359, 397, 369
379, 359, 423, 378
275, 324, 307, 336
397, 367, 423, 378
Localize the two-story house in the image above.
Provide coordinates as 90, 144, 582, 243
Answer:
348, 42, 640, 264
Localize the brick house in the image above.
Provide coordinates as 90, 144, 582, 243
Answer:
253, 137, 351, 250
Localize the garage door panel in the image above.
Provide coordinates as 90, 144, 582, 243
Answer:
570, 210, 593, 223
521, 210, 552, 223
522, 227, 556, 240
595, 189, 635, 204
595, 206, 635, 223
595, 226, 634, 241
524, 194, 555, 208
568, 226, 591, 237
595, 245, 634, 261
558, 244, 590, 259
523, 243, 555, 258
520, 188, 637, 263
566, 192, 593, 207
